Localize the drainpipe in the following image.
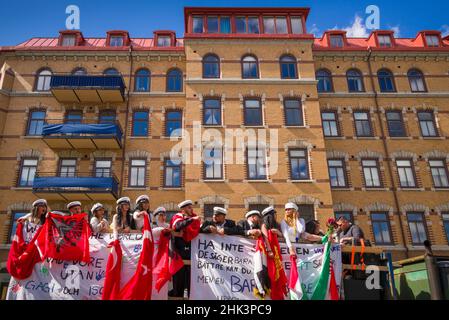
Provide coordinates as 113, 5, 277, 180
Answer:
119, 46, 133, 197
366, 47, 409, 259
424, 240, 444, 300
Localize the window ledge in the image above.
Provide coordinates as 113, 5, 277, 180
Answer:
129, 136, 150, 139
243, 180, 271, 183
388, 137, 412, 140
202, 180, 226, 183
202, 125, 225, 129
0, 244, 12, 250
161, 136, 183, 140
353, 137, 378, 140
331, 188, 353, 191
432, 188, 449, 191
161, 187, 184, 191
325, 136, 345, 140
421, 137, 445, 140
288, 180, 316, 183
124, 187, 150, 191
241, 125, 267, 129
283, 126, 308, 129
22, 136, 43, 139
397, 188, 425, 191
11, 187, 32, 191
362, 188, 389, 191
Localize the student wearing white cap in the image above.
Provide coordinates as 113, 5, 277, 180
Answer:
169, 200, 201, 298
67, 201, 83, 215
281, 203, 324, 257
200, 207, 240, 236
133, 195, 151, 231
111, 197, 137, 234
17, 199, 48, 226
90, 203, 110, 233
260, 206, 283, 258
153, 207, 169, 229
237, 210, 262, 239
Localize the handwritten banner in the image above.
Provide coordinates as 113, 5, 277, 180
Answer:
7, 226, 341, 300
191, 234, 342, 300
6, 223, 168, 300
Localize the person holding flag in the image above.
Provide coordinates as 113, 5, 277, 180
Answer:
133, 195, 151, 231
17, 199, 48, 227
253, 206, 288, 300
169, 200, 201, 298
281, 203, 324, 257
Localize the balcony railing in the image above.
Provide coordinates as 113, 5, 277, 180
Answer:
32, 172, 119, 201
50, 74, 126, 103
41, 119, 123, 150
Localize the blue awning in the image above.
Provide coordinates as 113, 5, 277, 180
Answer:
50, 75, 125, 91
42, 123, 123, 141
33, 176, 115, 189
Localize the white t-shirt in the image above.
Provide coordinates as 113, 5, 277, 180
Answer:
90, 216, 110, 233
281, 217, 306, 249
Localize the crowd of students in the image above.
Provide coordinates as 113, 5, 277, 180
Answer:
16, 196, 366, 298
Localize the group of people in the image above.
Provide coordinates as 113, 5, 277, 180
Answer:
17, 196, 366, 298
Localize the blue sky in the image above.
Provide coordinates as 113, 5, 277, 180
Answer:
1, 0, 448, 45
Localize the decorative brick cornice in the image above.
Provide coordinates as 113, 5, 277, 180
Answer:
364, 202, 394, 215
390, 151, 418, 161
288, 195, 320, 207
326, 150, 349, 161
125, 150, 151, 161
355, 150, 384, 161
198, 195, 230, 208
17, 149, 43, 161
400, 203, 430, 215
244, 195, 274, 209
422, 150, 449, 161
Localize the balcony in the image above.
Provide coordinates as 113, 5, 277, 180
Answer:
50, 75, 126, 103
42, 119, 123, 150
32, 172, 119, 201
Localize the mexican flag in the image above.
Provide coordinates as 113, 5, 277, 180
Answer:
306, 234, 339, 301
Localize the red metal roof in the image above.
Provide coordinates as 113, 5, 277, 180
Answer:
3, 31, 448, 52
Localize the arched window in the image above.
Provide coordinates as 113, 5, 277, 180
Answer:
316, 69, 333, 92
99, 110, 116, 124
241, 55, 259, 79
103, 68, 120, 76
346, 69, 364, 92
280, 55, 298, 79
377, 69, 396, 92
35, 69, 52, 91
134, 69, 151, 92
408, 69, 427, 92
72, 68, 87, 75
166, 68, 183, 92
202, 54, 220, 78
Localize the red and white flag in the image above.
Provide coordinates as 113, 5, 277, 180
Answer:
119, 213, 154, 300
7, 223, 43, 280
288, 255, 303, 300
102, 239, 122, 300
35, 213, 91, 263
154, 229, 184, 292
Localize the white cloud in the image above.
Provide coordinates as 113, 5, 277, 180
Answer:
343, 15, 369, 38
309, 24, 320, 37
441, 25, 449, 37
389, 26, 401, 37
